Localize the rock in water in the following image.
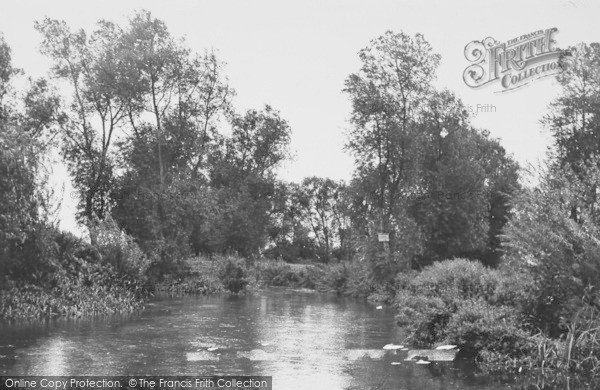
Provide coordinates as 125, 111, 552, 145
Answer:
435, 345, 457, 350
406, 349, 459, 362
382, 344, 404, 350
344, 349, 386, 361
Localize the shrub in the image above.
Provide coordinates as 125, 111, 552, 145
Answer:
217, 256, 250, 294
1, 223, 68, 284
318, 263, 350, 294
0, 226, 148, 320
312, 260, 382, 298
393, 258, 534, 360
255, 260, 297, 286
345, 260, 380, 298
253, 260, 323, 289
155, 273, 224, 295
444, 299, 530, 359
558, 300, 600, 376
91, 215, 151, 284
503, 166, 600, 336
395, 291, 449, 345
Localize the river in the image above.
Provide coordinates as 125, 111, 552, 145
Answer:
1, 289, 524, 389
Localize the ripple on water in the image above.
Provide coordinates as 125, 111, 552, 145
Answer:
236, 349, 274, 361
0, 290, 524, 389
344, 349, 386, 361
185, 351, 220, 362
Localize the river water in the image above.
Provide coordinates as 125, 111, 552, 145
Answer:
1, 289, 524, 389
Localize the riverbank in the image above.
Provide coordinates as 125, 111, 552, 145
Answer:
0, 252, 416, 320
4, 251, 598, 386
0, 223, 151, 322
0, 253, 312, 321
0, 278, 144, 320
156, 256, 325, 295
0, 253, 331, 321
164, 255, 390, 301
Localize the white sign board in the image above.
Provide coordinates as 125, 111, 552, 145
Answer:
378, 233, 389, 242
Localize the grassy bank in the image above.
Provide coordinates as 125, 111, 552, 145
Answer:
166, 256, 324, 294
0, 277, 144, 319
0, 251, 328, 321
161, 255, 378, 297
0, 224, 150, 321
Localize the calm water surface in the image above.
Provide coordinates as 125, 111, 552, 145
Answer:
0, 289, 526, 389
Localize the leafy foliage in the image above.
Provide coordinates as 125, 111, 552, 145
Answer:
343, 31, 519, 284
394, 259, 535, 365
503, 163, 600, 336
217, 256, 251, 294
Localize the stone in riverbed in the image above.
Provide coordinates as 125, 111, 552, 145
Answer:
435, 344, 457, 350
344, 349, 386, 361
405, 348, 459, 362
382, 344, 404, 350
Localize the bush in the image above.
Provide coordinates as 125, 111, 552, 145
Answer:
2, 223, 60, 283
155, 273, 224, 295
217, 256, 250, 294
91, 215, 151, 284
317, 263, 351, 294
393, 258, 534, 360
255, 260, 296, 286
503, 167, 600, 336
0, 226, 148, 320
445, 299, 530, 359
253, 260, 323, 289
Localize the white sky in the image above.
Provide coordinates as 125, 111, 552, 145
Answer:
1, 0, 599, 233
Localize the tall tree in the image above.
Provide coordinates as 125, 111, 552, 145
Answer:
345, 32, 519, 274
296, 177, 345, 262
344, 31, 440, 278
345, 31, 440, 228
35, 18, 128, 230
37, 11, 234, 252
545, 43, 600, 167
413, 90, 518, 265
0, 35, 62, 277
543, 43, 600, 221
206, 106, 292, 256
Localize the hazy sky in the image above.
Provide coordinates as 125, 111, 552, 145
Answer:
1, 0, 599, 233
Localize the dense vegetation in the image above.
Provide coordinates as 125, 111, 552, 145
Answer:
1, 10, 599, 384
